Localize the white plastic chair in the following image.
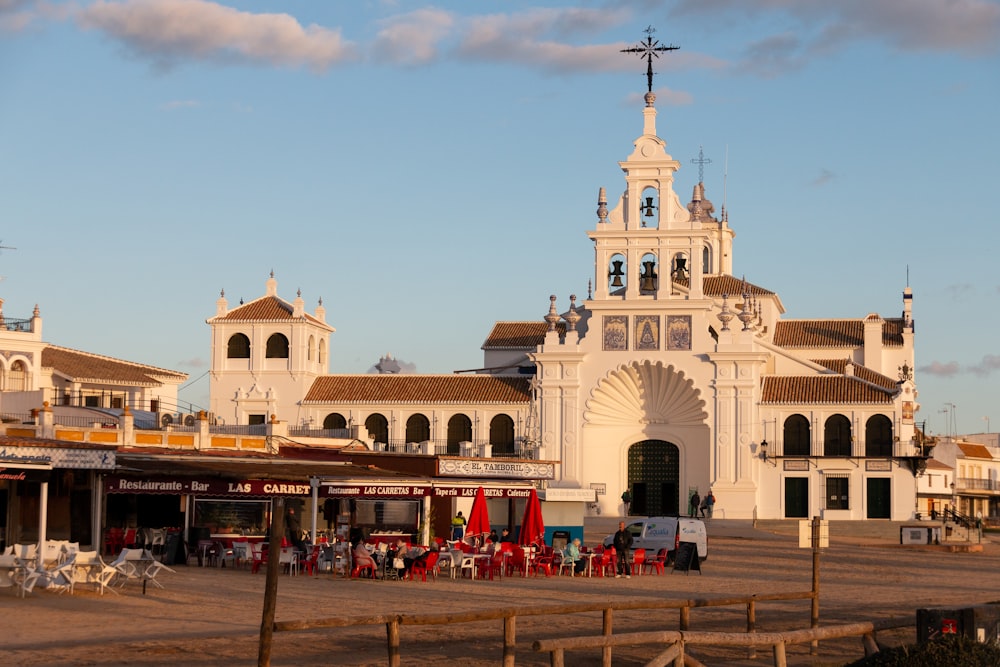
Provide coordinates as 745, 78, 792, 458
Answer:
278, 547, 298, 576
140, 549, 175, 588
71, 550, 118, 595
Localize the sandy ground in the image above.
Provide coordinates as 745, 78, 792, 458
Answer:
3, 523, 998, 666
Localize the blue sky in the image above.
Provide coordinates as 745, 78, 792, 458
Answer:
1, 1, 998, 436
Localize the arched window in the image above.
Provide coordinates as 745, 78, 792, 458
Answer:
265, 333, 289, 358
365, 414, 388, 444
227, 333, 250, 359
490, 414, 515, 455
2, 360, 28, 391
639, 185, 659, 227
405, 414, 430, 443
323, 413, 347, 430
824, 415, 852, 456
308, 335, 315, 362
783, 414, 811, 456
447, 414, 472, 455
318, 339, 326, 365
865, 415, 893, 457
702, 245, 712, 274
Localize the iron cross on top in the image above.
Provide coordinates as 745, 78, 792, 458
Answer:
621, 26, 680, 92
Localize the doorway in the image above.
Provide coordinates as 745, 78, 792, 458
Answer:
867, 478, 891, 519
784, 478, 809, 518
627, 440, 680, 516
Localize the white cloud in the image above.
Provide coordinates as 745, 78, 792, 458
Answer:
76, 0, 358, 72
162, 99, 200, 110
672, 0, 1000, 75
371, 7, 454, 65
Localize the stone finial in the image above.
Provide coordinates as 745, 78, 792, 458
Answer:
565, 294, 581, 332
717, 293, 733, 332
544, 295, 561, 332
597, 187, 608, 224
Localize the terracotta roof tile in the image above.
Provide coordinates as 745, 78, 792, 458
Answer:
761, 376, 894, 404
42, 345, 187, 386
957, 442, 994, 459
304, 375, 532, 403
812, 359, 899, 390
702, 275, 774, 297
924, 458, 953, 471
773, 319, 904, 348
209, 295, 330, 329
482, 322, 565, 350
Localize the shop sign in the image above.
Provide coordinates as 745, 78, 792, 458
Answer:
437, 458, 554, 480
0, 466, 51, 483
0, 446, 115, 470
105, 476, 313, 496
321, 484, 431, 498
431, 486, 534, 498
540, 488, 597, 502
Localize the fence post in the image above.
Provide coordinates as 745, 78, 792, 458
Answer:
679, 605, 690, 631
746, 599, 756, 659
387, 619, 401, 667
811, 515, 820, 655
602, 607, 613, 667
502, 615, 516, 667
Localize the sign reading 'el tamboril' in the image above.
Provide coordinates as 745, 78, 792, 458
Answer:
437, 458, 555, 480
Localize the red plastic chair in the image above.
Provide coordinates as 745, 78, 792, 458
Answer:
104, 528, 124, 556
596, 547, 616, 577
410, 551, 440, 582
532, 547, 556, 577
631, 548, 647, 576
351, 553, 376, 579
250, 542, 269, 574
300, 545, 322, 576
643, 548, 667, 575
122, 528, 138, 549
507, 547, 528, 577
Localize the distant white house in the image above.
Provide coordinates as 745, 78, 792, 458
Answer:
930, 438, 1000, 521
0, 299, 187, 421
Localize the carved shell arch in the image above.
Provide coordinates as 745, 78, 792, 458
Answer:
584, 361, 707, 427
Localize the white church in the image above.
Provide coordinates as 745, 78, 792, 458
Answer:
206, 88, 922, 523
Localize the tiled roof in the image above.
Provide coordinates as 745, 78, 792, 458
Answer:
773, 319, 905, 348
702, 275, 774, 297
482, 321, 565, 350
812, 359, 899, 390
209, 295, 330, 329
304, 375, 532, 403
958, 442, 995, 460
42, 345, 187, 386
924, 458, 953, 471
761, 376, 894, 404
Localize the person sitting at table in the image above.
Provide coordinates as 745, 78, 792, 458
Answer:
486, 529, 499, 544
563, 538, 587, 576
499, 528, 515, 543
397, 540, 428, 578
352, 541, 376, 578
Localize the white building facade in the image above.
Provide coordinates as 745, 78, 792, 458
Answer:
207, 90, 923, 522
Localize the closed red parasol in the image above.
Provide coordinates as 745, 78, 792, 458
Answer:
465, 486, 491, 539
518, 488, 545, 546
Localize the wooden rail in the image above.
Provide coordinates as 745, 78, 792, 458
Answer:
273, 590, 817, 666
533, 617, 913, 667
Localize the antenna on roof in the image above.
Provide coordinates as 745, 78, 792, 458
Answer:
721, 146, 729, 223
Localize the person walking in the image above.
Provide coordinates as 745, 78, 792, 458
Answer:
689, 491, 700, 518
621, 488, 632, 516
705, 491, 715, 519
612, 521, 633, 578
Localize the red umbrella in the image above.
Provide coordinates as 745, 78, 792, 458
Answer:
465, 486, 491, 539
518, 488, 545, 546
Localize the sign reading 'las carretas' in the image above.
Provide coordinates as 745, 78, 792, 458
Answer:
437, 458, 555, 480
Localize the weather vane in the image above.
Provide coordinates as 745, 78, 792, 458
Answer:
620, 25, 680, 93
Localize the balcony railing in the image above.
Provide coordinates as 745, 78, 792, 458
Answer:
956, 477, 998, 492
372, 439, 537, 459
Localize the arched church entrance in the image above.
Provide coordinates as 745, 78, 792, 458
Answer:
627, 440, 680, 517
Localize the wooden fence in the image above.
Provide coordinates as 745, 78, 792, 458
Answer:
533, 617, 913, 667
273, 590, 820, 666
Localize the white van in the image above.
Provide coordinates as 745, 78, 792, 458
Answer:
603, 517, 708, 562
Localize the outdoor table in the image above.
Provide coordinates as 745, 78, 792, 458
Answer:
581, 552, 599, 577
0, 558, 28, 597
461, 553, 490, 580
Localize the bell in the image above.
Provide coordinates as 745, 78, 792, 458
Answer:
644, 197, 656, 217
609, 260, 625, 287
673, 257, 688, 280
640, 260, 657, 292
